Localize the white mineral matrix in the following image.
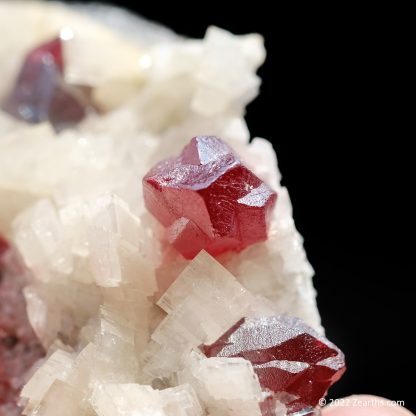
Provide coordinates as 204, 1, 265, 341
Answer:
0, 2, 337, 416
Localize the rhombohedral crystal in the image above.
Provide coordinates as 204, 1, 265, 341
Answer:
143, 136, 277, 259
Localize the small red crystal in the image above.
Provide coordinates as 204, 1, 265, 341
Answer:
0, 235, 9, 261
2, 37, 90, 131
203, 316, 346, 414
143, 136, 277, 259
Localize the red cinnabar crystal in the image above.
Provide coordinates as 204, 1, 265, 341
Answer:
203, 316, 346, 414
143, 136, 277, 259
0, 235, 9, 261
2, 37, 90, 131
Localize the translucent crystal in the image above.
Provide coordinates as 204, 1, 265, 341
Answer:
179, 353, 264, 416
13, 199, 73, 281
192, 27, 264, 117
86, 194, 157, 293
21, 349, 74, 413
90, 383, 202, 416
143, 251, 255, 379
28, 380, 90, 416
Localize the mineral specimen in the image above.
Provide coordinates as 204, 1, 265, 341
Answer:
0, 2, 345, 416
143, 136, 277, 259
2, 37, 90, 131
203, 316, 346, 413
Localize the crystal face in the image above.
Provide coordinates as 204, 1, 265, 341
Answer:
1, 37, 90, 131
143, 136, 277, 259
203, 316, 346, 413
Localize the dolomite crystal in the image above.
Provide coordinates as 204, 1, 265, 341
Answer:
143, 136, 277, 259
2, 37, 91, 131
0, 2, 344, 416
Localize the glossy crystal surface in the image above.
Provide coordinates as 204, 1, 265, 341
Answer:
143, 136, 277, 259
203, 316, 346, 413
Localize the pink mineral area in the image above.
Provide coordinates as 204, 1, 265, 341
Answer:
1, 37, 91, 131
143, 136, 277, 259
203, 316, 346, 414
0, 237, 45, 415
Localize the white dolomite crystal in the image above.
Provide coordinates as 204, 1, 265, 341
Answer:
14, 199, 73, 279
0, 2, 323, 416
20, 349, 75, 413
142, 252, 257, 379
90, 383, 202, 416
179, 352, 264, 416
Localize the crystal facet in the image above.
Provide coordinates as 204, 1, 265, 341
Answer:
2, 37, 90, 131
143, 136, 277, 259
203, 316, 346, 413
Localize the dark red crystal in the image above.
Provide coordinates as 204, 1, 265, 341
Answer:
2, 37, 91, 131
203, 316, 346, 414
0, 237, 44, 414
0, 235, 9, 261
143, 136, 277, 259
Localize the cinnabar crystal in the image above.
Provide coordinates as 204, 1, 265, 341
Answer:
143, 136, 277, 259
2, 37, 90, 131
203, 316, 346, 413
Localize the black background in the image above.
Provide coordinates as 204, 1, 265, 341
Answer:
61, 1, 414, 411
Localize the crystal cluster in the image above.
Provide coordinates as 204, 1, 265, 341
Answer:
0, 2, 344, 416
143, 136, 277, 258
